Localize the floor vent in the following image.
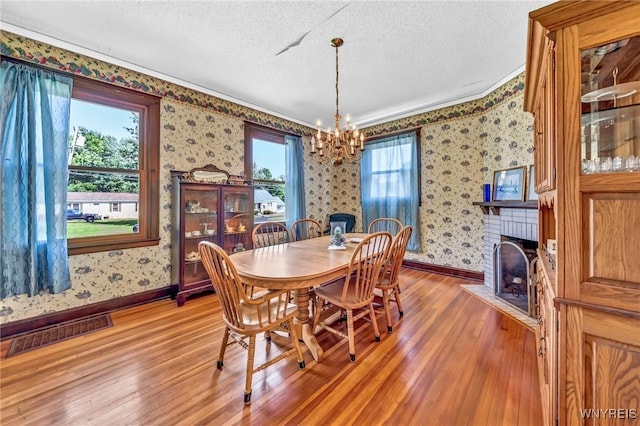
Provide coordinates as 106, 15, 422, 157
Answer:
6, 314, 113, 358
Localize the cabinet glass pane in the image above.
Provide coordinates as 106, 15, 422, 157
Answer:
182, 187, 219, 288
183, 188, 219, 238
223, 189, 251, 253
581, 35, 640, 174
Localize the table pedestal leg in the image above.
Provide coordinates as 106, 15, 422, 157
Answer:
295, 287, 324, 362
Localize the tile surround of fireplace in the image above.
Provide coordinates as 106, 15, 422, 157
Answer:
482, 207, 538, 314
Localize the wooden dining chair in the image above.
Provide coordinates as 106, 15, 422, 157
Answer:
375, 225, 412, 333
290, 218, 322, 241
312, 231, 392, 362
367, 217, 403, 236
252, 222, 291, 248
198, 241, 305, 405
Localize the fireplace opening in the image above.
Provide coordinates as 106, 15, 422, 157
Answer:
493, 236, 538, 316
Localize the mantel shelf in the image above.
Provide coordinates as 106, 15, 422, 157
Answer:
472, 201, 538, 215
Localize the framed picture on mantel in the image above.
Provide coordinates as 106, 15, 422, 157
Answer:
492, 166, 526, 201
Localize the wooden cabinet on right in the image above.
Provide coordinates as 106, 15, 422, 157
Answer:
525, 2, 640, 425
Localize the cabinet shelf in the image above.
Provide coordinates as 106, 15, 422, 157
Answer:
184, 234, 217, 240
581, 104, 640, 126
581, 81, 640, 103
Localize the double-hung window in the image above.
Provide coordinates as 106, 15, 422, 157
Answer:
67, 77, 160, 254
244, 123, 286, 224
360, 131, 422, 251
244, 123, 306, 228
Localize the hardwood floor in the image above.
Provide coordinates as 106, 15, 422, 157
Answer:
0, 270, 542, 425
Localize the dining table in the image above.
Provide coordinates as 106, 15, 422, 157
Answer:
231, 233, 369, 362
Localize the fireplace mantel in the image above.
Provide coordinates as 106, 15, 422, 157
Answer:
472, 201, 538, 215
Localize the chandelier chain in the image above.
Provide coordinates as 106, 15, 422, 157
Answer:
335, 43, 339, 118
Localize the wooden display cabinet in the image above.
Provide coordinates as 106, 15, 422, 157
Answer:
171, 167, 253, 306
534, 252, 558, 426
528, 31, 557, 194
525, 2, 640, 425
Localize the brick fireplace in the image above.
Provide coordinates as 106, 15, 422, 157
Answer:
479, 205, 539, 315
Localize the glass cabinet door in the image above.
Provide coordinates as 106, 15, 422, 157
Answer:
221, 187, 252, 254
182, 186, 219, 287
171, 174, 254, 305
581, 35, 640, 174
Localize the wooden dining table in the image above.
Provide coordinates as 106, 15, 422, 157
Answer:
231, 233, 368, 362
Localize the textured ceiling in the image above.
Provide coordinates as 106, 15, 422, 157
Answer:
0, 0, 554, 129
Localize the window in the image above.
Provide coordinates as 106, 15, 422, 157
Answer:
67, 76, 160, 254
361, 131, 422, 251
368, 143, 413, 199
244, 123, 286, 224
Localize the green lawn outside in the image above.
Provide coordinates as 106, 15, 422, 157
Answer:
254, 212, 285, 223
67, 218, 137, 238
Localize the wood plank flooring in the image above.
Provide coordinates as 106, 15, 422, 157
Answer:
0, 270, 542, 425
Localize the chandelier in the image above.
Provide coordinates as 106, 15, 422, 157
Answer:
310, 38, 364, 166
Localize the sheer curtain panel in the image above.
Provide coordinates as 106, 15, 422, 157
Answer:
361, 131, 422, 251
284, 134, 306, 228
0, 61, 73, 297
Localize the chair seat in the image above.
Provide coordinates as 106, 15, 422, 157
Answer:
315, 278, 374, 309
376, 275, 395, 290
236, 299, 298, 331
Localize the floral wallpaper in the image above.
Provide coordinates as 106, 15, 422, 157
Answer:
0, 30, 532, 324
344, 73, 533, 269
0, 31, 328, 324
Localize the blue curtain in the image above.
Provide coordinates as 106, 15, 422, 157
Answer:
284, 134, 306, 229
0, 61, 73, 297
361, 131, 422, 251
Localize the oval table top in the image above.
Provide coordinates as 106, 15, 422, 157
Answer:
231, 233, 368, 289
